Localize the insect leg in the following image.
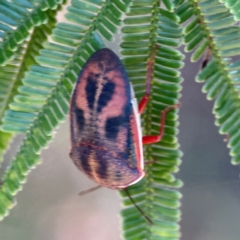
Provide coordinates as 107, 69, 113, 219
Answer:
138, 46, 157, 114
142, 103, 179, 145
79, 185, 102, 196
124, 188, 153, 225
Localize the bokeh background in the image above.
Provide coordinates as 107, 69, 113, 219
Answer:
0, 16, 240, 240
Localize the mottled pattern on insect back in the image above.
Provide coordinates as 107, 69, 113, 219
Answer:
70, 49, 144, 189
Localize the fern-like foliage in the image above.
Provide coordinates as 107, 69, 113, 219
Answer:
177, 0, 240, 165
0, 4, 64, 218
219, 0, 240, 21
0, 132, 12, 164
0, 0, 132, 222
0, 0, 65, 65
0, 7, 60, 164
119, 1, 183, 239
1, 0, 240, 239
0, 8, 58, 118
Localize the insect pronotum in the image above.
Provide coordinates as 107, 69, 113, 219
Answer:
69, 47, 178, 224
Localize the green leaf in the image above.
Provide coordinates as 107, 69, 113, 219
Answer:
0, 0, 131, 223
120, 2, 183, 239
0, 0, 63, 65
188, 0, 240, 167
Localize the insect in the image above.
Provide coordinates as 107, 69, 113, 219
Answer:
69, 48, 178, 223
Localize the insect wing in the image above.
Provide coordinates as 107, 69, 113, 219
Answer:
130, 84, 144, 171
69, 48, 144, 189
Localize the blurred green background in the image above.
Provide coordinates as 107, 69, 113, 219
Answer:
0, 47, 240, 240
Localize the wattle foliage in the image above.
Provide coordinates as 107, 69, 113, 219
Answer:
0, 0, 239, 239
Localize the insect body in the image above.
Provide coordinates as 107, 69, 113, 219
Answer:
70, 47, 178, 188
69, 48, 178, 224
69, 48, 144, 189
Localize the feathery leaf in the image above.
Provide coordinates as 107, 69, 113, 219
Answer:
120, 1, 183, 239
178, 0, 240, 165
0, 0, 131, 222
0, 0, 64, 65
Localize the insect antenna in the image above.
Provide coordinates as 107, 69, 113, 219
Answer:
124, 188, 154, 225
79, 185, 102, 196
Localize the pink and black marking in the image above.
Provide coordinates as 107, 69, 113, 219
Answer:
69, 48, 144, 189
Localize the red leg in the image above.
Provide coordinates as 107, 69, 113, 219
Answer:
143, 104, 180, 145
138, 46, 158, 114
138, 95, 149, 115
138, 46, 180, 145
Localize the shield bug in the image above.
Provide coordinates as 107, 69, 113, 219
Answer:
69, 48, 178, 224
